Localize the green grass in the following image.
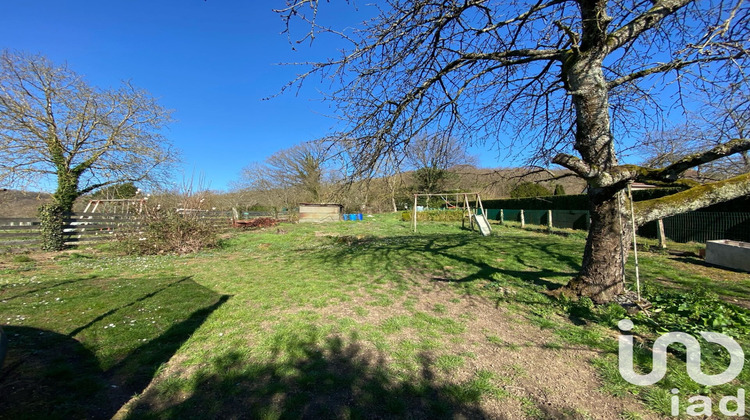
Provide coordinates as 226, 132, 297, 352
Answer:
435, 354, 465, 372
0, 213, 747, 418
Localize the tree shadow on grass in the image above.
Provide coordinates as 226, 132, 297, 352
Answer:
0, 276, 229, 420
0, 275, 100, 302
642, 256, 750, 308
126, 333, 500, 419
310, 233, 579, 292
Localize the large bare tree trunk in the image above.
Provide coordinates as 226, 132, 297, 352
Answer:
562, 30, 629, 302
566, 188, 630, 303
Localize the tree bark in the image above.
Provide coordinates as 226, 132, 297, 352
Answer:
387, 175, 399, 212
559, 36, 633, 302
565, 188, 630, 303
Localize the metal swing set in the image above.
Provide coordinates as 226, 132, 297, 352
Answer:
411, 192, 492, 236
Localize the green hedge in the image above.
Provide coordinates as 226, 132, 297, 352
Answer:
483, 187, 750, 212
401, 210, 464, 222
483, 188, 684, 211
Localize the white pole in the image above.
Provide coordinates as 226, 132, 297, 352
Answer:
627, 184, 641, 302
617, 190, 626, 288
413, 194, 418, 232
547, 209, 553, 231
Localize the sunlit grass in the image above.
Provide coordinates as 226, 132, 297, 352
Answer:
0, 213, 747, 418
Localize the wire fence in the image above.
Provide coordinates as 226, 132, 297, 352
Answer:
641, 212, 750, 244
486, 208, 750, 243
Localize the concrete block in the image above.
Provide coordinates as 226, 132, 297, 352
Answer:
705, 239, 750, 272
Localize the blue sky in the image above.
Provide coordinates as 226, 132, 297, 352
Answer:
1, 1, 710, 192
0, 1, 405, 191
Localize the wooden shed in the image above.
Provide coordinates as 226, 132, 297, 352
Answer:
298, 203, 344, 223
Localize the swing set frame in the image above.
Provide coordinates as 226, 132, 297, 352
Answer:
411, 192, 488, 233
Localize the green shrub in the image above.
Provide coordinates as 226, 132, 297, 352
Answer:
568, 296, 595, 319
401, 210, 464, 222
509, 182, 551, 199
90, 182, 138, 199
12, 255, 34, 263
637, 288, 750, 338
596, 303, 628, 327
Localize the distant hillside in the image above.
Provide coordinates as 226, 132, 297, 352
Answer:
0, 189, 52, 218
0, 167, 588, 218
443, 166, 587, 198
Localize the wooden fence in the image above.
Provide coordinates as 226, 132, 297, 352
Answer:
0, 211, 234, 248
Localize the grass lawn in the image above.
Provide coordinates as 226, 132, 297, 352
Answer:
0, 214, 748, 419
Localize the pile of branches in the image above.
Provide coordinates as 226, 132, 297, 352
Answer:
117, 209, 219, 255
234, 217, 279, 229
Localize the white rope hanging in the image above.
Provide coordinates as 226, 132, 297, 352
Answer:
627, 183, 642, 302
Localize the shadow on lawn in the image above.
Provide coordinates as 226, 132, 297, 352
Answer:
0, 275, 100, 302
313, 233, 579, 291
641, 256, 750, 308
126, 332, 569, 419
0, 276, 229, 420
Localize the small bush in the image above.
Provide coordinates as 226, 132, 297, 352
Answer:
12, 255, 34, 263
637, 288, 750, 338
568, 296, 595, 319
401, 210, 464, 222
509, 182, 551, 199
117, 209, 219, 255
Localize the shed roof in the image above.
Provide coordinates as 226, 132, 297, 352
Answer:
299, 203, 344, 207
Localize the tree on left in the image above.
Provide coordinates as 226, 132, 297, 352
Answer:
0, 51, 177, 250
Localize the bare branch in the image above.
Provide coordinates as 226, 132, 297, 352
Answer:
552, 153, 598, 179
645, 138, 750, 181
607, 54, 744, 89
605, 0, 693, 54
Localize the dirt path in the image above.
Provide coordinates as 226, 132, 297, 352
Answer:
313, 277, 658, 419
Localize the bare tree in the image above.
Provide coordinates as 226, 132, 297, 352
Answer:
405, 133, 478, 193
405, 133, 477, 171
239, 140, 340, 208
0, 50, 176, 213
641, 94, 750, 180
277, 0, 750, 303
639, 125, 699, 170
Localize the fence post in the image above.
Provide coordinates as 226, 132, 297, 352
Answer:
657, 219, 667, 249
520, 209, 525, 228
412, 194, 420, 233
547, 210, 553, 231
499, 209, 504, 224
